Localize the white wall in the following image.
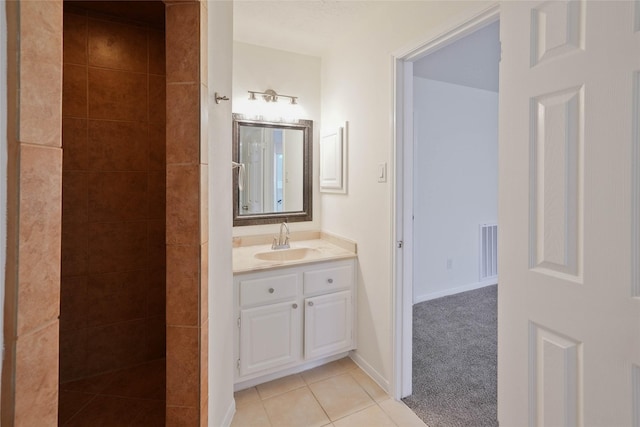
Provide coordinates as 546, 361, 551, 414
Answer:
208, 2, 235, 425
232, 42, 321, 236
320, 1, 493, 389
413, 78, 498, 303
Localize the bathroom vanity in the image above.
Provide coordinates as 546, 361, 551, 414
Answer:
232, 232, 357, 389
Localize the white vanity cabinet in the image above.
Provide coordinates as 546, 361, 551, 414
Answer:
234, 258, 356, 384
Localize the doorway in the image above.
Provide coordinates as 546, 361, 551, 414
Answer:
392, 4, 500, 423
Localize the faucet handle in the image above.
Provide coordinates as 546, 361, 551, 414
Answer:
271, 237, 278, 249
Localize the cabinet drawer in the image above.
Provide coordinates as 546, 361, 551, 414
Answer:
304, 264, 353, 295
240, 274, 298, 307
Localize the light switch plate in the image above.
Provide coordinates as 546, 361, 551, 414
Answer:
378, 162, 387, 183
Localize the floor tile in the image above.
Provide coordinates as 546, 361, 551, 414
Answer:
349, 369, 389, 402
256, 373, 305, 400
230, 400, 271, 427
235, 387, 261, 409
332, 405, 396, 427
338, 357, 359, 371
301, 359, 353, 384
309, 373, 374, 421
262, 387, 329, 427
379, 398, 427, 427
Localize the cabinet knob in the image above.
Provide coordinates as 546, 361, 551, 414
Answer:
268, 288, 275, 294
327, 278, 334, 284
308, 301, 314, 307
292, 303, 298, 309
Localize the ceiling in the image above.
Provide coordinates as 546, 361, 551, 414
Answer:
233, 1, 388, 57
413, 21, 500, 92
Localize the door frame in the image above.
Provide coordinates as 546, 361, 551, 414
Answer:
391, 3, 500, 400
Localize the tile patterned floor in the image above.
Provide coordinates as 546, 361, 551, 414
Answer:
232, 358, 426, 427
58, 358, 165, 426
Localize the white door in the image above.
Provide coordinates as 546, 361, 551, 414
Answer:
304, 290, 353, 360
499, 1, 640, 425
239, 300, 301, 376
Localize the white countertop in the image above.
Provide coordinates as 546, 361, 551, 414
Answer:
232, 231, 357, 274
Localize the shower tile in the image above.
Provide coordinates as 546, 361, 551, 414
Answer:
101, 359, 165, 400
88, 120, 148, 171
131, 399, 166, 426
19, 0, 62, 147
63, 11, 87, 66
166, 244, 199, 326
14, 321, 60, 427
60, 275, 88, 332
148, 124, 166, 171
62, 171, 88, 223
88, 171, 148, 222
166, 326, 199, 407
59, 328, 89, 383
88, 68, 147, 122
148, 29, 166, 76
85, 270, 147, 328
166, 2, 199, 83
63, 63, 87, 118
166, 83, 199, 164
149, 74, 166, 124
63, 395, 149, 427
88, 18, 147, 73
148, 220, 166, 274
62, 118, 88, 171
61, 222, 89, 277
145, 316, 166, 360
148, 171, 166, 220
86, 320, 147, 373
167, 405, 199, 426
88, 221, 148, 274
17, 145, 62, 334
166, 164, 199, 245
58, 390, 94, 425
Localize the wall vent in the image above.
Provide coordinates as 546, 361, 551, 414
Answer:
480, 223, 498, 281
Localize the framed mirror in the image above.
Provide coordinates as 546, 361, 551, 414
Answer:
233, 114, 313, 226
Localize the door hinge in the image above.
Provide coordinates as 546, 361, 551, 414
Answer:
237, 359, 240, 370
397, 241, 403, 249
237, 317, 241, 328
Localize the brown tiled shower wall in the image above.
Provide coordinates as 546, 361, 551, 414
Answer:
60, 7, 167, 382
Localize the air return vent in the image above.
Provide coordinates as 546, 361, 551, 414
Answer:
480, 223, 498, 281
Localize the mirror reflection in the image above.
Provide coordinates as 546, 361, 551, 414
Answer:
233, 114, 313, 226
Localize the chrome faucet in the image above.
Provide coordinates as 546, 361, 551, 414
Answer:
272, 222, 290, 250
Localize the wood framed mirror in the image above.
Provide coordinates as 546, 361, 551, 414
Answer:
232, 114, 313, 226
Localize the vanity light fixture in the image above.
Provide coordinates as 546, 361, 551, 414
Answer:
248, 89, 298, 105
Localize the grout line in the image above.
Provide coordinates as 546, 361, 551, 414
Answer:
60, 392, 99, 427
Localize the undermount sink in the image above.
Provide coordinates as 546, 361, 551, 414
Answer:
254, 247, 320, 261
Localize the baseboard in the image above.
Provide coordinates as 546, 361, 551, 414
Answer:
414, 279, 497, 304
219, 399, 236, 427
234, 352, 350, 391
349, 351, 390, 394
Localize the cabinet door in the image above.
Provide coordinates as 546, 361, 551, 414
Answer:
304, 290, 352, 360
240, 300, 301, 377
